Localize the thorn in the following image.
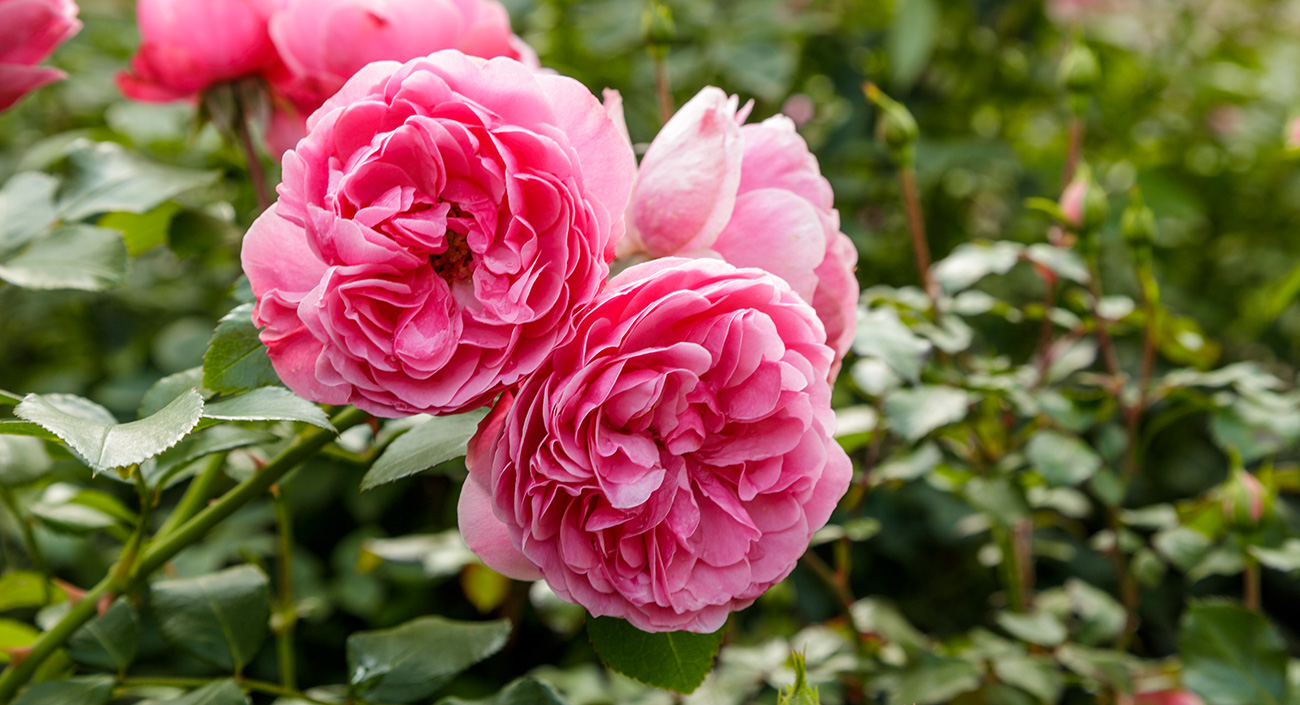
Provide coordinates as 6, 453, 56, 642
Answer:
96, 592, 115, 617
52, 578, 86, 604
1, 646, 32, 667
367, 415, 380, 435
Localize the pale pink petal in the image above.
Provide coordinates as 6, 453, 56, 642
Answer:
710, 188, 825, 302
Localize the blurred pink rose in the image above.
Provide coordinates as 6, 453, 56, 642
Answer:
0, 0, 81, 112
1285, 115, 1300, 150
117, 0, 279, 102
241, 51, 634, 416
1134, 691, 1205, 705
265, 0, 537, 154
622, 87, 858, 378
460, 257, 852, 632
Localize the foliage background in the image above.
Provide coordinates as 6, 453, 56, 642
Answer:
5, 0, 1300, 703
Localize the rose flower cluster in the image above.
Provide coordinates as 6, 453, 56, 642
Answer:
204, 4, 860, 632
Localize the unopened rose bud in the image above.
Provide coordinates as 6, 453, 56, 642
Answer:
642, 3, 675, 46
778, 652, 821, 705
1121, 189, 1156, 251
1058, 40, 1100, 94
1060, 164, 1108, 236
864, 82, 919, 166
1221, 469, 1271, 529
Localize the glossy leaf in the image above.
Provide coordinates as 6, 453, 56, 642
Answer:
0, 172, 58, 252
15, 390, 204, 473
55, 141, 218, 221
202, 304, 279, 395
883, 386, 971, 441
1180, 601, 1287, 705
161, 680, 249, 705
1025, 430, 1102, 487
437, 678, 568, 705
0, 572, 57, 612
587, 617, 723, 694
361, 409, 488, 490
0, 619, 40, 663
68, 598, 139, 672
11, 676, 113, 705
890, 654, 981, 705
202, 387, 333, 430
139, 367, 207, 417
151, 565, 272, 672
0, 436, 52, 486
347, 615, 512, 703
0, 225, 127, 291
853, 307, 931, 383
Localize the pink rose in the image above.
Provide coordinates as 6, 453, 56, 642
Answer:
264, 0, 537, 154
459, 257, 852, 633
117, 0, 279, 102
0, 0, 81, 112
622, 87, 858, 377
241, 51, 634, 417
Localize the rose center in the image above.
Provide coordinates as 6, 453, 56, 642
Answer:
429, 206, 473, 280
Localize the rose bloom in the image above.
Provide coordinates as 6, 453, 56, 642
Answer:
241, 50, 634, 417
1135, 691, 1205, 705
0, 0, 80, 112
265, 0, 536, 154
620, 86, 859, 378
460, 258, 852, 633
117, 0, 278, 101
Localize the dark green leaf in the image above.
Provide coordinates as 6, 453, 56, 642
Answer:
12, 676, 113, 705
30, 484, 136, 535
1025, 430, 1102, 487
161, 680, 250, 705
145, 426, 277, 489
151, 565, 271, 672
1180, 601, 1288, 705
361, 409, 488, 490
437, 678, 569, 705
0, 172, 59, 253
587, 616, 723, 694
883, 386, 971, 441
348, 615, 512, 703
15, 390, 204, 473
203, 304, 280, 395
0, 225, 127, 291
0, 436, 53, 486
55, 141, 218, 221
992, 655, 1064, 704
140, 367, 208, 418
1056, 644, 1133, 691
202, 387, 333, 430
68, 598, 139, 672
996, 610, 1067, 646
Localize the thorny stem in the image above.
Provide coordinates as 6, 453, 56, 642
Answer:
1032, 273, 1060, 387
0, 488, 50, 604
155, 452, 228, 538
233, 88, 272, 213
899, 166, 939, 304
1062, 116, 1084, 190
994, 524, 1027, 612
0, 408, 368, 704
652, 51, 673, 125
800, 550, 856, 618
272, 484, 298, 690
1244, 557, 1261, 612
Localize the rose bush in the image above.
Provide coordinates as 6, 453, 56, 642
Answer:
265, 0, 536, 154
0, 0, 80, 111
241, 50, 634, 417
620, 86, 859, 376
117, 0, 278, 101
459, 257, 852, 632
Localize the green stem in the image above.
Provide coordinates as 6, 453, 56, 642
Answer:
994, 524, 1026, 612
116, 676, 336, 705
272, 485, 298, 690
1244, 557, 1261, 612
0, 408, 367, 704
800, 550, 856, 617
156, 453, 228, 539
0, 488, 49, 604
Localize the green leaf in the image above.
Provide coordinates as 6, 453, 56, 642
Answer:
68, 598, 139, 672
30, 484, 136, 535
0, 225, 127, 291
1023, 244, 1089, 283
890, 654, 981, 705
11, 676, 113, 705
98, 201, 181, 256
996, 610, 1067, 646
883, 386, 971, 441
0, 436, 53, 486
145, 426, 277, 489
1056, 643, 1133, 691
0, 389, 21, 405
887, 0, 937, 88
0, 422, 59, 442
55, 141, 218, 221
1180, 601, 1288, 705
161, 680, 250, 705
201, 387, 333, 430
777, 651, 820, 705
1065, 578, 1127, 646
853, 307, 931, 384
873, 442, 942, 484
992, 655, 1064, 704
347, 615, 512, 703
1025, 430, 1102, 487
0, 572, 57, 611
1251, 539, 1300, 573
15, 390, 204, 473
151, 565, 272, 672
437, 678, 569, 705
361, 409, 488, 490
587, 616, 723, 694
203, 304, 280, 395
931, 241, 1022, 293
0, 172, 59, 253
0, 619, 40, 662
140, 367, 208, 418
